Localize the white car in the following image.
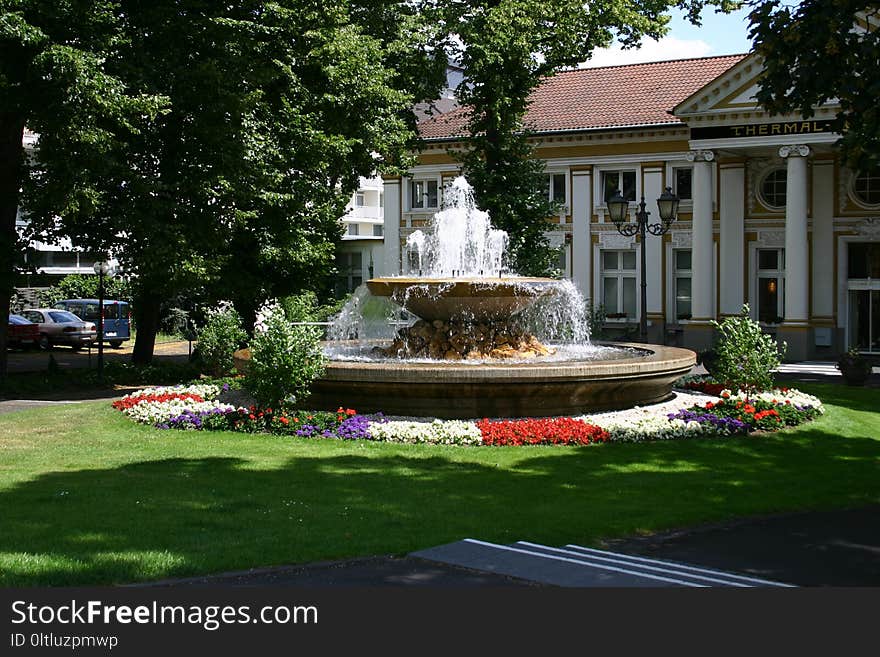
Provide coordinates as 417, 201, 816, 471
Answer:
20, 308, 97, 351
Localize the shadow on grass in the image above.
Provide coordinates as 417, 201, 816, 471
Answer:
794, 382, 880, 413
1, 427, 878, 586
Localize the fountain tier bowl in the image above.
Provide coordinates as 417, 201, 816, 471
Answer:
366, 276, 558, 322
306, 343, 696, 419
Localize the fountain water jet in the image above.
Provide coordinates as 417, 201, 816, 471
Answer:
308, 177, 695, 418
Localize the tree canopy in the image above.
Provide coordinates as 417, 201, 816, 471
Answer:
20, 1, 446, 363
430, 0, 739, 275
0, 0, 163, 379
748, 1, 880, 171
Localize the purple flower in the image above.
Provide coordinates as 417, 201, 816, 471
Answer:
335, 415, 372, 440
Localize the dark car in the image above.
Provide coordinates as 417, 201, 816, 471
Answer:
7, 314, 40, 350
20, 308, 97, 351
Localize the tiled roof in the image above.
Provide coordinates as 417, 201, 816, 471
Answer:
417, 54, 747, 140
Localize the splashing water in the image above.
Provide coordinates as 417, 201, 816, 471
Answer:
326, 176, 603, 361
406, 177, 509, 277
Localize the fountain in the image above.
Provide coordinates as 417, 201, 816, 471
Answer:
307, 177, 695, 419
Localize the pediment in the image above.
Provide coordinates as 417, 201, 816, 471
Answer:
673, 53, 764, 117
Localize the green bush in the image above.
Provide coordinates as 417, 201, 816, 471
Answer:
195, 302, 247, 377
280, 291, 350, 323
39, 273, 132, 305
711, 304, 786, 392
244, 300, 326, 408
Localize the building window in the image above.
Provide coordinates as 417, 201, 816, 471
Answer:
373, 224, 384, 237
673, 249, 692, 320
355, 192, 366, 207
851, 170, 880, 207
673, 168, 693, 201
601, 250, 637, 319
757, 248, 785, 323
544, 173, 567, 204
347, 224, 359, 236
410, 179, 438, 210
335, 252, 363, 295
602, 170, 637, 203
759, 168, 787, 209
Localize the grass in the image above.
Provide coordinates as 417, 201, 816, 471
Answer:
0, 382, 877, 586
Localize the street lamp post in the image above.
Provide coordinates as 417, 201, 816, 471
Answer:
605, 187, 680, 341
93, 260, 115, 383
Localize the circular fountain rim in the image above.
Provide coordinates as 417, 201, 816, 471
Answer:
366, 276, 561, 296
319, 342, 696, 383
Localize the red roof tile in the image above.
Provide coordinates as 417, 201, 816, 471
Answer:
417, 54, 747, 140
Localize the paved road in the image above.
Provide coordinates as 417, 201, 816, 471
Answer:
6, 339, 192, 374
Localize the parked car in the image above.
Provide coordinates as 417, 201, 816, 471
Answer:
7, 314, 40, 350
52, 299, 131, 348
19, 308, 97, 351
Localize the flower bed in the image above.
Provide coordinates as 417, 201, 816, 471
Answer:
112, 383, 824, 446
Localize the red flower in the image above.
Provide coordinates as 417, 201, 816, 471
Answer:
279, 417, 289, 425
705, 401, 714, 410
476, 417, 609, 446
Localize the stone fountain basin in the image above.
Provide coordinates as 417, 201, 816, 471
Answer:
366, 276, 558, 322
306, 342, 697, 419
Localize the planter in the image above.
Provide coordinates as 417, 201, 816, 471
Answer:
839, 365, 871, 386
699, 349, 718, 376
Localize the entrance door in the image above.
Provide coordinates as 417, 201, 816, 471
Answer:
849, 289, 879, 353
847, 243, 880, 353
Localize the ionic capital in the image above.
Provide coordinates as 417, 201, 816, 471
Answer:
778, 144, 811, 158
686, 150, 715, 163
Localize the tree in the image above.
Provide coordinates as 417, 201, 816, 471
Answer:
432, 0, 738, 275
748, 2, 880, 171
0, 1, 162, 381
24, 1, 442, 363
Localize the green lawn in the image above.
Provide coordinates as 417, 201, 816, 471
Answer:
0, 382, 877, 586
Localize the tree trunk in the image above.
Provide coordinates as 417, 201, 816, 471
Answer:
0, 115, 25, 385
132, 290, 162, 365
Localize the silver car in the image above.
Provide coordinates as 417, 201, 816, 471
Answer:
20, 308, 97, 351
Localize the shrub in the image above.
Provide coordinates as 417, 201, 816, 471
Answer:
195, 302, 248, 377
244, 300, 326, 408
710, 304, 785, 392
39, 273, 132, 305
280, 291, 351, 323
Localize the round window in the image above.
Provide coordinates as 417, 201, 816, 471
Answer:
759, 169, 787, 209
851, 170, 880, 207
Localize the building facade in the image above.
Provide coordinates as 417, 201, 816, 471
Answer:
384, 54, 880, 360
334, 176, 387, 295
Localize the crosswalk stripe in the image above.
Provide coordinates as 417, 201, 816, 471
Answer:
517, 542, 757, 587
554, 543, 794, 587
462, 539, 708, 587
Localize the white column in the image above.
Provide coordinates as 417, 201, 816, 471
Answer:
383, 178, 401, 275
810, 159, 834, 320
779, 145, 810, 324
719, 161, 745, 316
687, 149, 715, 321
571, 170, 592, 300
642, 164, 664, 317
